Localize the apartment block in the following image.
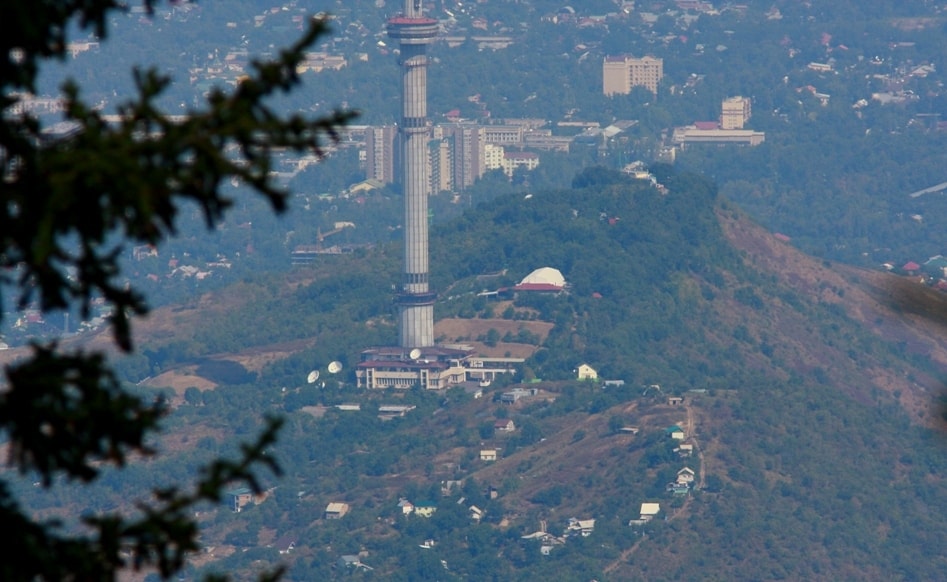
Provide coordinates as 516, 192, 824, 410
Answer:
603, 55, 664, 96
429, 138, 453, 194
721, 96, 752, 129
443, 124, 485, 190
365, 125, 399, 184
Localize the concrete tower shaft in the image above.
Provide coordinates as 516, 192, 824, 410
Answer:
387, 2, 438, 349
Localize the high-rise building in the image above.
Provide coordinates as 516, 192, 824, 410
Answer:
721, 96, 752, 129
443, 123, 485, 190
429, 138, 453, 194
603, 55, 664, 96
387, 0, 438, 349
365, 125, 398, 184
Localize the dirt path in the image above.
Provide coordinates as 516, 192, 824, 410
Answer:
603, 402, 704, 575
686, 404, 707, 489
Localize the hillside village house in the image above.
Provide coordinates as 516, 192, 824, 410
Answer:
480, 449, 498, 462
397, 498, 415, 516
469, 505, 484, 522
576, 363, 598, 381
629, 502, 662, 525
566, 518, 596, 537
677, 467, 696, 485
273, 534, 297, 555
324, 502, 350, 519
494, 419, 516, 432
225, 487, 255, 512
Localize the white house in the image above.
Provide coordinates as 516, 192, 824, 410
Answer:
677, 467, 696, 485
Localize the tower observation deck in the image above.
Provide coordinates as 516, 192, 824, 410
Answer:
387, 2, 439, 349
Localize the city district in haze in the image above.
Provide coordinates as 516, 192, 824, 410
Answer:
9, 0, 947, 580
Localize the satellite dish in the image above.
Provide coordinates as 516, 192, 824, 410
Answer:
327, 361, 342, 374
409, 348, 422, 360
307, 370, 320, 384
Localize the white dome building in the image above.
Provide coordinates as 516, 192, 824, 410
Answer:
515, 267, 566, 292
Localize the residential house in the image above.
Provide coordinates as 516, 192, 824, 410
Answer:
273, 534, 297, 555
347, 178, 385, 195
480, 449, 498, 462
667, 396, 684, 406
324, 502, 350, 519
225, 487, 255, 513
576, 363, 598, 381
629, 502, 662, 525
923, 255, 947, 278
494, 419, 516, 432
397, 498, 415, 516
676, 467, 696, 485
469, 505, 484, 522
666, 425, 685, 440
338, 555, 373, 572
566, 517, 596, 537
675, 443, 694, 457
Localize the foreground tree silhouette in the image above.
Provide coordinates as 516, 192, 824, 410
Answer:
1, 2, 354, 580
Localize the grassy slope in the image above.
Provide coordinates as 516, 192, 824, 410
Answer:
23, 172, 947, 579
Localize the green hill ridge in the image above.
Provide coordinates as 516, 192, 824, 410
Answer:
22, 166, 947, 580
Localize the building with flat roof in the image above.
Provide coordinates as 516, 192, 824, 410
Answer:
365, 125, 398, 184
356, 346, 472, 390
356, 345, 521, 390
603, 55, 664, 96
671, 126, 765, 146
721, 96, 752, 129
443, 123, 485, 190
501, 151, 540, 177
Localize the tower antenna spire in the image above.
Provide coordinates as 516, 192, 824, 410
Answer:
387, 0, 439, 349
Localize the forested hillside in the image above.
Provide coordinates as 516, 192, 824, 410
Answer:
10, 166, 947, 580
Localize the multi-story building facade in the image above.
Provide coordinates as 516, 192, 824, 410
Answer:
721, 96, 752, 129
483, 143, 506, 171
501, 151, 540, 177
603, 55, 664, 96
365, 125, 398, 184
482, 124, 524, 146
443, 123, 485, 190
429, 138, 453, 194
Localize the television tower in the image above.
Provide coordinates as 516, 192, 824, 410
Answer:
387, 1, 438, 349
